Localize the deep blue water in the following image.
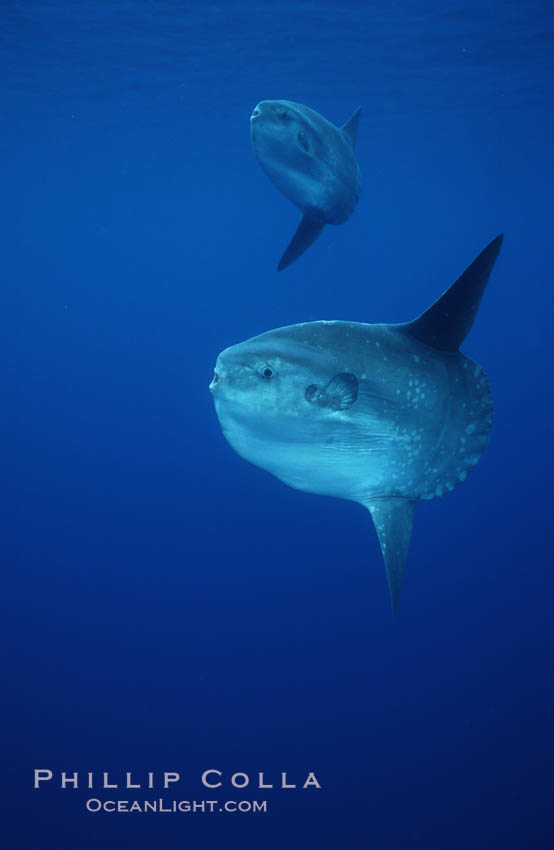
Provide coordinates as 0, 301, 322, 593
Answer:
2, 2, 554, 848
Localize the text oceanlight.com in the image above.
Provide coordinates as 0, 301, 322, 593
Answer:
85, 798, 268, 813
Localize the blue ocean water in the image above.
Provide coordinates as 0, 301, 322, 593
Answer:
2, 1, 554, 847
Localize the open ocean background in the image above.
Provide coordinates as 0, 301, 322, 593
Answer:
2, 1, 554, 848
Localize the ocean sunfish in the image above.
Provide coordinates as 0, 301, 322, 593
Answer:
250, 99, 361, 271
210, 236, 503, 612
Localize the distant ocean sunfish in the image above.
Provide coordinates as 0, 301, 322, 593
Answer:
250, 99, 361, 271
210, 236, 503, 612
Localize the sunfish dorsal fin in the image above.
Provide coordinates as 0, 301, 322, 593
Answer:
341, 106, 361, 150
277, 216, 325, 271
366, 499, 415, 615
399, 234, 504, 352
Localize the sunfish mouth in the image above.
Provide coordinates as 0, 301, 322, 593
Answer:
209, 371, 220, 392
250, 105, 261, 120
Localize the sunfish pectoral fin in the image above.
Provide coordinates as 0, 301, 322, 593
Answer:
305, 373, 358, 410
341, 106, 361, 149
399, 234, 504, 352
277, 216, 325, 271
365, 499, 415, 615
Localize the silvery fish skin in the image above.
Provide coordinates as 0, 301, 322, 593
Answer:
210, 236, 503, 611
251, 99, 361, 270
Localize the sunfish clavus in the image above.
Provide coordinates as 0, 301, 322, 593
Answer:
210, 236, 503, 612
250, 99, 361, 271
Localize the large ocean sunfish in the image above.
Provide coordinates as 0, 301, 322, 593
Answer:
250, 99, 361, 271
210, 236, 503, 612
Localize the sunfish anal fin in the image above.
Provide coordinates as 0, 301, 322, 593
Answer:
277, 215, 325, 271
365, 499, 415, 615
341, 106, 362, 150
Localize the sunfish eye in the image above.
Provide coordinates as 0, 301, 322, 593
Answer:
259, 365, 275, 379
297, 130, 310, 152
